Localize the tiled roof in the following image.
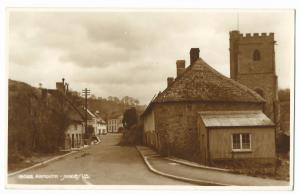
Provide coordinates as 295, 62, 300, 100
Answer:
153, 58, 265, 103
199, 110, 274, 127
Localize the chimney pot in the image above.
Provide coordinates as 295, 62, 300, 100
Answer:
190, 48, 200, 65
176, 60, 186, 77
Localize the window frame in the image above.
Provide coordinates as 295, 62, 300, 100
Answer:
231, 133, 252, 152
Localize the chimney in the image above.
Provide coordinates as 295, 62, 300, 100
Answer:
190, 48, 200, 65
56, 82, 64, 93
176, 60, 186, 77
167, 77, 174, 87
56, 78, 66, 94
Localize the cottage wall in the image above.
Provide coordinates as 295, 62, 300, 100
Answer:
65, 122, 84, 149
148, 101, 263, 162
208, 127, 275, 160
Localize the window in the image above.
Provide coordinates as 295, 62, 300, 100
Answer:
232, 134, 241, 150
253, 49, 261, 61
232, 133, 251, 151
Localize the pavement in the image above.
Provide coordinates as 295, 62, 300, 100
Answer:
7, 133, 191, 186
136, 146, 291, 186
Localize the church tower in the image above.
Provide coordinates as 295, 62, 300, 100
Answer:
229, 30, 280, 130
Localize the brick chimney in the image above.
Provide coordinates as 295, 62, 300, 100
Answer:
176, 60, 186, 77
190, 48, 200, 65
56, 82, 64, 93
167, 77, 174, 87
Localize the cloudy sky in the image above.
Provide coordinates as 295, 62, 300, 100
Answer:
8, 9, 294, 104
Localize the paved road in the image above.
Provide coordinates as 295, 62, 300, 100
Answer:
8, 133, 191, 185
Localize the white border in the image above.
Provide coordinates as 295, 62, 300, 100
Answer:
0, 1, 298, 194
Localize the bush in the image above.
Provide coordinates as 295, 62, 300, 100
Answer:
118, 122, 143, 146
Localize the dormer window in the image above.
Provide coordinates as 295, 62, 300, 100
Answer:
253, 49, 261, 61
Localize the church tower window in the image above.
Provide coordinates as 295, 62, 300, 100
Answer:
253, 49, 261, 61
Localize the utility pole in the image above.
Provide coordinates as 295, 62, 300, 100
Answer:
82, 88, 90, 137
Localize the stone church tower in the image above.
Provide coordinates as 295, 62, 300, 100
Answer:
229, 30, 280, 131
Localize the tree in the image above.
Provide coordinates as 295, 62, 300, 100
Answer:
278, 89, 290, 102
122, 107, 138, 129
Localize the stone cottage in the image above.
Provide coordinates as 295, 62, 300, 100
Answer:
142, 31, 279, 166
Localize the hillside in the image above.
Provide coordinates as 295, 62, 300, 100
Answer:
87, 98, 146, 120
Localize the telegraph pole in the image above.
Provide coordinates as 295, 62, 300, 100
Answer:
82, 88, 90, 137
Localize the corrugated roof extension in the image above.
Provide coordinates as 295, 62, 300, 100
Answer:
199, 110, 274, 128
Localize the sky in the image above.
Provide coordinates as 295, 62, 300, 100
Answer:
8, 9, 294, 104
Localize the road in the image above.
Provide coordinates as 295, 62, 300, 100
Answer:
7, 133, 191, 185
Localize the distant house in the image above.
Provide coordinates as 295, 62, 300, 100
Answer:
142, 45, 277, 167
107, 115, 123, 133
81, 108, 108, 137
95, 111, 107, 135
86, 108, 97, 133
